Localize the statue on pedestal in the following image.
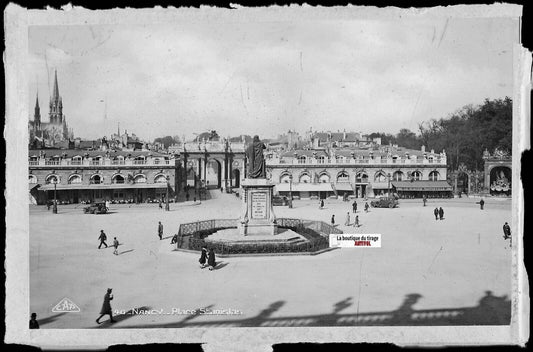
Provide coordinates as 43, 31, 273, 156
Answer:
245, 135, 266, 179
240, 135, 277, 236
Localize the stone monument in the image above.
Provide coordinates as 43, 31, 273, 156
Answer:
239, 135, 277, 236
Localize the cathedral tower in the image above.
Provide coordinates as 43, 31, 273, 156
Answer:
34, 93, 41, 129
49, 70, 63, 124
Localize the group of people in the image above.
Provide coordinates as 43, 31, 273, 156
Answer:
351, 200, 370, 214
98, 230, 120, 255
328, 200, 371, 229
199, 246, 217, 270
343, 212, 360, 228
433, 207, 445, 220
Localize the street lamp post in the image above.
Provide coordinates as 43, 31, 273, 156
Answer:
387, 173, 391, 198
288, 174, 293, 208
165, 175, 170, 211
52, 178, 58, 214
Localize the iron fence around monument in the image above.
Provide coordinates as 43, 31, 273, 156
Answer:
187, 236, 328, 254
176, 218, 342, 254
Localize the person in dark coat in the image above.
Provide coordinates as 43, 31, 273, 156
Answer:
29, 313, 39, 329
96, 288, 116, 324
158, 221, 163, 240
171, 234, 179, 245
479, 198, 485, 210
199, 246, 208, 268
364, 202, 369, 213
503, 222, 511, 240
98, 230, 108, 249
438, 207, 444, 220
331, 214, 335, 225
352, 201, 357, 213
433, 207, 439, 221
320, 199, 324, 209
158, 199, 163, 209
207, 248, 216, 271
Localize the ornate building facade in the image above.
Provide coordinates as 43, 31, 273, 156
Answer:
482, 148, 512, 196
28, 149, 181, 205
267, 145, 451, 199
29, 70, 73, 147
170, 138, 451, 199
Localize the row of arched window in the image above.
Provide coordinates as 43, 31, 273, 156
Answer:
29, 155, 167, 165
293, 155, 437, 164
279, 170, 440, 184
29, 173, 169, 185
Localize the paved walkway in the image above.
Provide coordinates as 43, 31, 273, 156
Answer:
29, 194, 512, 328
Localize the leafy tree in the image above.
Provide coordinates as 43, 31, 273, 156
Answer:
153, 136, 178, 148
418, 97, 512, 171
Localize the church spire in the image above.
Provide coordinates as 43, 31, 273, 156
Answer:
34, 92, 41, 126
49, 69, 63, 124
52, 69, 59, 101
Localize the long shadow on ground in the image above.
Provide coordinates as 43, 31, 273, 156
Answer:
113, 290, 510, 328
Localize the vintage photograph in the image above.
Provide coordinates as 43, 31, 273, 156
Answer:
4, 4, 528, 347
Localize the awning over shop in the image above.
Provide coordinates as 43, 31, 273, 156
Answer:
334, 183, 353, 191
275, 183, 333, 192
371, 183, 390, 189
391, 181, 452, 191
38, 183, 169, 191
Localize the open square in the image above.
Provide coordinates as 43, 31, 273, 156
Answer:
30, 191, 512, 328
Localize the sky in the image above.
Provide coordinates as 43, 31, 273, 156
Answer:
28, 16, 519, 141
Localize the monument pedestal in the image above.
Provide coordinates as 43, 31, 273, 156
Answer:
239, 178, 277, 236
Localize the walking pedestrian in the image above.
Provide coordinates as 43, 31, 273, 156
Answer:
423, 195, 427, 207
158, 199, 163, 210
207, 248, 216, 271
479, 198, 485, 210
503, 222, 511, 240
199, 246, 208, 268
364, 202, 369, 213
46, 200, 51, 211
29, 313, 39, 329
320, 199, 324, 209
433, 207, 439, 221
158, 221, 163, 240
170, 234, 179, 245
438, 207, 444, 220
96, 288, 116, 324
354, 215, 360, 228
98, 230, 108, 249
352, 201, 357, 213
113, 237, 119, 255
345, 212, 350, 226
331, 214, 335, 226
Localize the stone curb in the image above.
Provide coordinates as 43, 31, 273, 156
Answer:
171, 246, 339, 257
